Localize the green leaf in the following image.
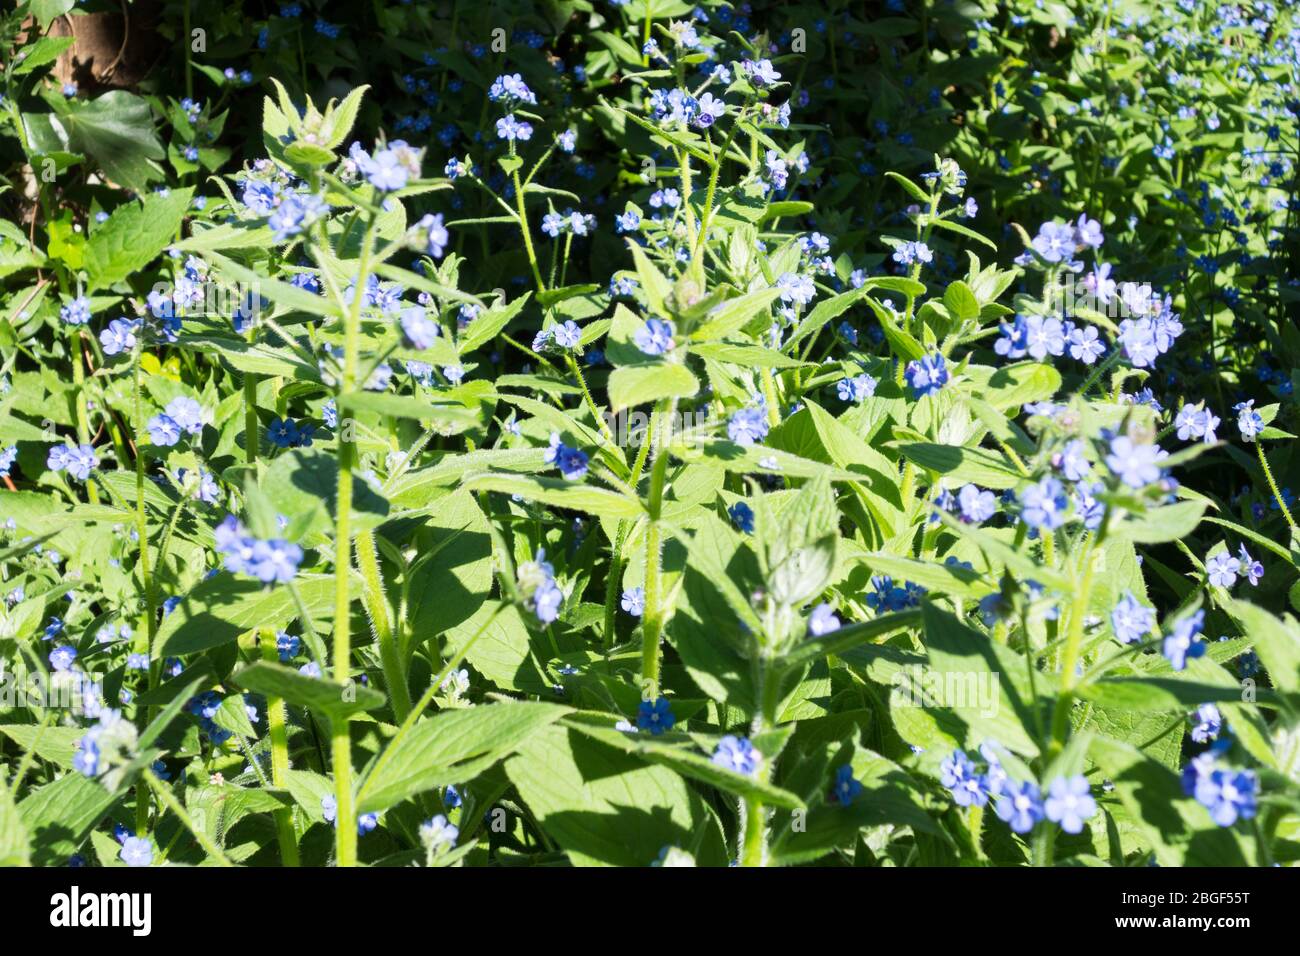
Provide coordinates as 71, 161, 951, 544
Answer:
607, 362, 699, 411
406, 489, 494, 639
83, 188, 193, 291
461, 473, 644, 519
506, 723, 721, 866
0, 782, 28, 866
564, 714, 804, 808
12, 36, 76, 76
690, 287, 782, 340
1111, 500, 1206, 544
262, 448, 390, 544
896, 442, 1023, 489
231, 661, 385, 717
18, 773, 116, 866
1090, 737, 1251, 866
943, 280, 980, 322
920, 601, 1045, 756
1223, 598, 1300, 693
154, 573, 337, 658
357, 701, 566, 813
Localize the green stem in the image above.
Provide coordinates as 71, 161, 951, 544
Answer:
639, 401, 674, 693
260, 630, 299, 866
330, 213, 378, 868
1257, 442, 1298, 536
357, 529, 410, 720
1048, 513, 1108, 755
511, 159, 545, 292
567, 353, 614, 442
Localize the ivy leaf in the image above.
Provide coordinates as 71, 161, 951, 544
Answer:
58, 91, 165, 193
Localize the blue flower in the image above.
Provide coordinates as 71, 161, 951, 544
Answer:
268, 191, 326, 241
60, 296, 91, 326
421, 814, 459, 851
741, 58, 781, 87
727, 405, 769, 445
0, 446, 15, 478
147, 413, 182, 447
1190, 703, 1222, 744
1194, 767, 1257, 827
1104, 435, 1166, 488
1111, 592, 1154, 644
1233, 400, 1263, 442
1206, 551, 1241, 589
712, 735, 759, 776
1043, 775, 1096, 834
414, 213, 448, 258
636, 696, 675, 735
488, 73, 536, 105
49, 645, 77, 672
119, 835, 153, 867
399, 306, 439, 350
1162, 609, 1207, 671
495, 114, 534, 142
995, 779, 1045, 833
634, 318, 675, 356
544, 432, 589, 480
728, 501, 755, 534
47, 443, 98, 481
1066, 323, 1105, 364
957, 484, 996, 524
552, 320, 581, 350
1019, 476, 1070, 530
620, 586, 645, 617
904, 353, 948, 398
808, 602, 841, 636
940, 750, 990, 807
832, 764, 863, 806
1238, 545, 1263, 586
776, 271, 815, 306
1175, 403, 1220, 443
836, 373, 877, 403
100, 318, 138, 356
892, 241, 934, 267
275, 631, 300, 661
1030, 220, 1076, 262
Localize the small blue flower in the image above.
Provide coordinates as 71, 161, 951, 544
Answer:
119, 836, 153, 867
1043, 775, 1096, 834
904, 353, 948, 398
1190, 703, 1222, 744
831, 764, 863, 806
1194, 767, 1257, 827
1111, 592, 1154, 645
1233, 400, 1263, 443
712, 735, 759, 776
956, 484, 996, 524
1162, 609, 1207, 671
636, 696, 675, 735
940, 750, 990, 807
1019, 476, 1070, 531
634, 318, 675, 356
727, 501, 755, 534
544, 432, 589, 480
620, 586, 645, 617
1206, 551, 1241, 589
808, 602, 841, 636
727, 405, 769, 445
1105, 435, 1166, 489
995, 779, 1045, 833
